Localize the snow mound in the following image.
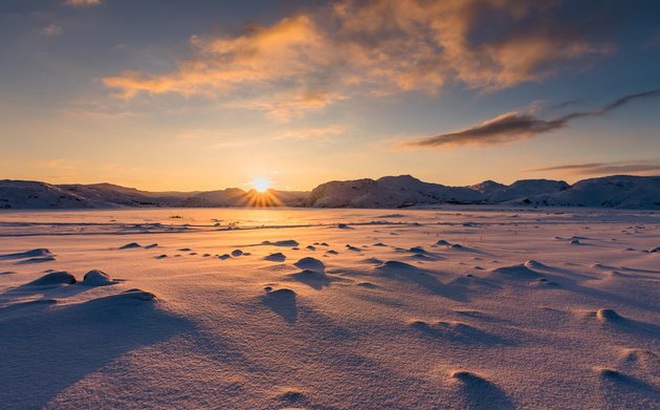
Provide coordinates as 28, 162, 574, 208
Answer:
451, 370, 484, 382
119, 242, 141, 249
262, 240, 299, 247
27, 271, 77, 286
15, 256, 56, 264
596, 308, 623, 322
82, 269, 117, 286
0, 248, 52, 260
261, 288, 297, 323
524, 260, 550, 270
449, 370, 514, 408
264, 252, 286, 262
293, 257, 325, 273
378, 260, 418, 271
115, 289, 157, 301
618, 349, 658, 372
491, 264, 543, 280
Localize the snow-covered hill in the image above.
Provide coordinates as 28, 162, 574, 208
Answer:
181, 188, 249, 207
60, 183, 192, 208
515, 175, 660, 208
486, 179, 570, 203
1, 175, 658, 209
0, 180, 95, 209
308, 175, 482, 208
308, 175, 659, 209
468, 180, 506, 195
0, 180, 309, 209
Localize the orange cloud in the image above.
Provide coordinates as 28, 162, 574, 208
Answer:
103, 0, 613, 116
333, 0, 610, 90
103, 15, 329, 100
232, 88, 347, 122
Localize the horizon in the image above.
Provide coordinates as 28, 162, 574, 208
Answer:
5, 172, 658, 194
1, 1, 659, 191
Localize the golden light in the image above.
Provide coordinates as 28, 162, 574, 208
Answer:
242, 177, 281, 207
251, 177, 272, 193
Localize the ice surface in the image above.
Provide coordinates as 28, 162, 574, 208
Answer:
0, 207, 658, 409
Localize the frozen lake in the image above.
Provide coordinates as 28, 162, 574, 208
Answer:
1, 207, 658, 409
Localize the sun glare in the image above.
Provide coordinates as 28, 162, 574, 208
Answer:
251, 177, 272, 193
245, 177, 280, 206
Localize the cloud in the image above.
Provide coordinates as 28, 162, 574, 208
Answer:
275, 125, 345, 141
102, 0, 616, 118
558, 88, 660, 122
42, 24, 64, 36
331, 0, 611, 91
231, 88, 346, 122
548, 100, 580, 110
410, 112, 564, 147
41, 158, 69, 168
65, 0, 101, 6
103, 15, 328, 99
407, 88, 660, 148
527, 162, 660, 175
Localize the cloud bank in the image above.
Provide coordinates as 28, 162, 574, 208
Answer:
527, 162, 660, 175
407, 88, 660, 147
103, 0, 616, 118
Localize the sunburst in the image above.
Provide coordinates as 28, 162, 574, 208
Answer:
241, 178, 282, 207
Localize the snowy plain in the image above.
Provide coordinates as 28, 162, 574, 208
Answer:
0, 207, 658, 409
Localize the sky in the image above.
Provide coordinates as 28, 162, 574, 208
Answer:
1, 0, 659, 192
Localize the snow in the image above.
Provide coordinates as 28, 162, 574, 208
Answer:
2, 175, 659, 210
308, 175, 659, 209
526, 175, 660, 208
82, 269, 118, 286
0, 207, 658, 409
486, 179, 569, 202
0, 180, 93, 209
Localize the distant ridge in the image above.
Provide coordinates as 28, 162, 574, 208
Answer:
308, 175, 659, 209
1, 174, 658, 209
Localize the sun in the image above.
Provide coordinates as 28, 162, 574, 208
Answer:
251, 177, 272, 193
245, 177, 281, 207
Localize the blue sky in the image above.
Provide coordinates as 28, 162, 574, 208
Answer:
1, 0, 658, 191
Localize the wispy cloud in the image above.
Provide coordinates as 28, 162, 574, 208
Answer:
275, 125, 345, 141
102, 0, 615, 118
65, 0, 101, 6
211, 139, 260, 149
527, 161, 660, 175
41, 158, 70, 168
406, 88, 660, 148
231, 89, 347, 122
62, 98, 141, 119
42, 24, 64, 37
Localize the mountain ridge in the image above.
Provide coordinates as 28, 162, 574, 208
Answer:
1, 174, 658, 209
